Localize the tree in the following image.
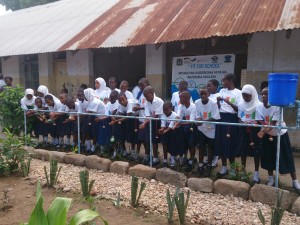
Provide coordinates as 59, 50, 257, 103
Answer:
0, 0, 59, 11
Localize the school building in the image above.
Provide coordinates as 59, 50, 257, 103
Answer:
0, 0, 300, 146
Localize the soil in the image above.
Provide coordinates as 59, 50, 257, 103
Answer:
0, 175, 176, 225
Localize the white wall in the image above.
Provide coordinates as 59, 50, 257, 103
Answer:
38, 53, 53, 77
146, 44, 166, 75
67, 49, 93, 76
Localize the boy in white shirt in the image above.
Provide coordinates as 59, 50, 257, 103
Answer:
139, 86, 164, 166
194, 88, 220, 177
171, 80, 193, 113
174, 91, 197, 172
120, 80, 134, 100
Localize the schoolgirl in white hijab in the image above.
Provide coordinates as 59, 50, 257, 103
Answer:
94, 77, 110, 102
37, 85, 58, 106
20, 88, 36, 110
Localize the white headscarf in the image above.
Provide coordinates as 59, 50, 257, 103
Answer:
95, 77, 108, 92
37, 85, 49, 96
20, 88, 36, 109
84, 88, 95, 102
241, 84, 259, 113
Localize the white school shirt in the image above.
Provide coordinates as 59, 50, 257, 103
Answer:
20, 96, 36, 110
171, 91, 193, 113
123, 90, 134, 100
177, 103, 196, 121
255, 102, 287, 136
118, 99, 138, 115
219, 88, 242, 114
238, 102, 256, 123
132, 86, 140, 99
105, 101, 119, 116
137, 93, 147, 122
66, 102, 81, 113
145, 96, 164, 117
161, 111, 177, 128
94, 89, 110, 102
47, 99, 64, 112
195, 99, 220, 138
209, 93, 221, 101
86, 98, 106, 115
78, 100, 89, 113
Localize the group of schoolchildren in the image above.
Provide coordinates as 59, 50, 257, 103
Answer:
20, 74, 300, 193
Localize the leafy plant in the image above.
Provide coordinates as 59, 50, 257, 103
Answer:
258, 191, 285, 225
79, 170, 95, 198
113, 191, 123, 208
174, 190, 190, 225
44, 159, 62, 188
0, 128, 28, 175
131, 174, 146, 207
21, 181, 108, 225
0, 86, 25, 135
228, 162, 252, 183
21, 157, 31, 177
166, 188, 180, 223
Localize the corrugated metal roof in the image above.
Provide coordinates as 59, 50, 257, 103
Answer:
0, 0, 300, 57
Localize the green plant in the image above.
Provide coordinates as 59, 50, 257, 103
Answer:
44, 159, 62, 188
228, 162, 252, 183
0, 86, 25, 135
130, 174, 146, 207
0, 128, 29, 175
258, 191, 285, 225
21, 181, 108, 225
174, 190, 190, 225
79, 170, 95, 198
166, 188, 180, 223
21, 157, 31, 177
113, 191, 123, 208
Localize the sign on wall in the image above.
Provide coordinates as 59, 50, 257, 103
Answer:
171, 54, 235, 100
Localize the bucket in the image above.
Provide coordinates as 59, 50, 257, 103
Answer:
268, 73, 298, 106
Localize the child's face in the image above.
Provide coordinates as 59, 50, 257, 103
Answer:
120, 83, 128, 93
66, 101, 75, 109
110, 93, 118, 103
26, 94, 33, 100
59, 95, 68, 104
178, 82, 187, 92
77, 92, 84, 102
95, 80, 100, 89
37, 91, 44, 98
4, 78, 12, 86
109, 79, 117, 90
144, 91, 154, 102
138, 81, 147, 91
242, 93, 252, 103
207, 81, 217, 94
118, 95, 128, 107
163, 105, 172, 117
221, 78, 230, 89
200, 89, 209, 102
35, 99, 42, 108
261, 88, 268, 104
45, 98, 54, 106
179, 94, 188, 106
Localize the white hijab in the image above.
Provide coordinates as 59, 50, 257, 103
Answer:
21, 88, 36, 108
95, 77, 109, 92
84, 88, 95, 102
37, 85, 48, 96
241, 84, 259, 113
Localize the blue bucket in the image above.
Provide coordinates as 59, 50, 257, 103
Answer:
268, 73, 298, 106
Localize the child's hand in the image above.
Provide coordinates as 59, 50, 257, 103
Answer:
133, 106, 140, 112
139, 123, 145, 130
217, 97, 223, 102
103, 97, 109, 104
158, 128, 164, 135
95, 117, 101, 122
257, 130, 265, 139
173, 122, 180, 129
163, 129, 169, 134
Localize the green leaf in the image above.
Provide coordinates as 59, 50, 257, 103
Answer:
52, 207, 67, 225
36, 181, 42, 203
28, 196, 48, 225
47, 197, 72, 225
68, 209, 101, 225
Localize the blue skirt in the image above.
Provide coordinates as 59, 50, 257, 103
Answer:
236, 126, 260, 157
214, 113, 239, 159
96, 118, 111, 146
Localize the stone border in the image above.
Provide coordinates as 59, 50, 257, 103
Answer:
24, 147, 300, 215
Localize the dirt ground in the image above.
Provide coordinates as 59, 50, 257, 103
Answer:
0, 175, 179, 225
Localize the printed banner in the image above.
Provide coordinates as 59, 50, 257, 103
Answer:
171, 54, 235, 100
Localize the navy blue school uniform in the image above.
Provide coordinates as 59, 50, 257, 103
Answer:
236, 126, 260, 157
46, 99, 65, 139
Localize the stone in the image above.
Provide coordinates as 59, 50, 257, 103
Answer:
22, 146, 35, 154
64, 153, 86, 167
214, 179, 250, 200
128, 164, 156, 180
110, 161, 129, 174
49, 151, 66, 163
250, 184, 298, 210
85, 155, 112, 172
155, 168, 187, 188
291, 197, 300, 215
33, 149, 50, 161
187, 178, 214, 193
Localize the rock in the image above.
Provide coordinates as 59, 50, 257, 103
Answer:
250, 184, 298, 210
22, 146, 35, 155
214, 179, 250, 200
64, 153, 86, 167
110, 161, 129, 174
49, 151, 66, 163
187, 178, 214, 193
63, 187, 71, 192
291, 197, 300, 215
33, 149, 50, 161
128, 164, 156, 180
155, 168, 187, 188
85, 155, 112, 172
